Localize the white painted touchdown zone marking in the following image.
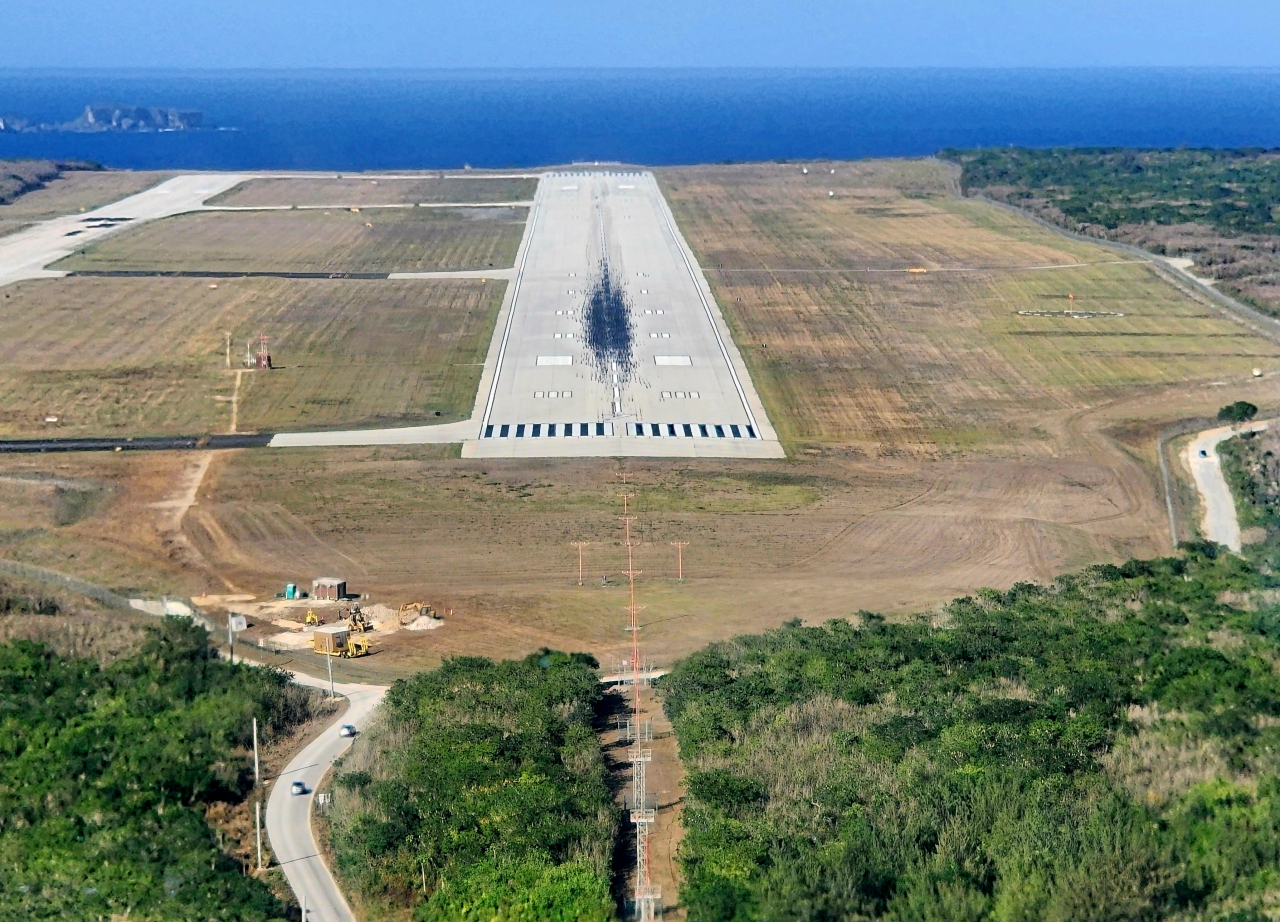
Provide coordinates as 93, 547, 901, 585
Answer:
537, 355, 573, 366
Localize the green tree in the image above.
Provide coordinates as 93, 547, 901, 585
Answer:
1219, 401, 1260, 423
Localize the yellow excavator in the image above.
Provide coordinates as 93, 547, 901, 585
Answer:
397, 601, 434, 625
304, 608, 320, 626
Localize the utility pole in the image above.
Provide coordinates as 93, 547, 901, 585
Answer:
671, 541, 689, 582
615, 471, 632, 484
571, 541, 589, 586
227, 616, 246, 666
326, 635, 335, 698
256, 800, 263, 871
617, 492, 635, 515
252, 717, 260, 786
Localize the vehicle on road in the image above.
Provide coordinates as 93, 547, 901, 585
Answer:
1200, 449, 1208, 457
290, 780, 307, 795
339, 724, 357, 738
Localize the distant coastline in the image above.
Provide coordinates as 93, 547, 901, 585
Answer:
3, 69, 1280, 170
0, 105, 205, 134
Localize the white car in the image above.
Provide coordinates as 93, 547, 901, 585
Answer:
290, 781, 307, 796
339, 724, 357, 738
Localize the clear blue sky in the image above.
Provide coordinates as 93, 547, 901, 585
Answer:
6, 0, 1280, 69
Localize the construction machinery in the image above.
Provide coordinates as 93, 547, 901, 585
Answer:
313, 623, 371, 658
304, 608, 320, 626
397, 601, 435, 625
338, 602, 372, 633
344, 636, 371, 658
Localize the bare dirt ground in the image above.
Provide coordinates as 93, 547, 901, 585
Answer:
208, 176, 537, 207
52, 205, 526, 274
0, 276, 503, 437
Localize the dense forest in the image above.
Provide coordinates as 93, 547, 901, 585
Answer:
0, 616, 315, 921
664, 542, 1280, 921
942, 147, 1280, 314
329, 651, 619, 921
945, 148, 1280, 236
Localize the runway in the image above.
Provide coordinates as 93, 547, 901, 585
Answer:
463, 170, 782, 459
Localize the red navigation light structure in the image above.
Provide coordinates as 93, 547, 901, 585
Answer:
618, 495, 660, 919
255, 333, 271, 370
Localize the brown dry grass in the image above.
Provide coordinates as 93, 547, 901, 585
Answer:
0, 276, 503, 437
53, 206, 526, 274
209, 176, 537, 207
658, 160, 1280, 456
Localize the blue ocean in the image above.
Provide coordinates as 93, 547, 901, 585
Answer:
2, 68, 1280, 171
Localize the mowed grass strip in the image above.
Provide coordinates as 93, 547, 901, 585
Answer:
52, 206, 527, 274
659, 160, 1280, 453
207, 176, 537, 207
0, 276, 504, 437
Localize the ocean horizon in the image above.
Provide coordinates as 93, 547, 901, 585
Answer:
3, 67, 1280, 171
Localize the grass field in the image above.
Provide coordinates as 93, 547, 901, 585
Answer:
659, 161, 1280, 456
207, 176, 537, 207
0, 169, 171, 238
5, 160, 1280, 684
52, 206, 527, 274
0, 276, 503, 437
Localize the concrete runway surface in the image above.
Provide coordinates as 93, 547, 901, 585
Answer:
1186, 421, 1269, 552
265, 671, 387, 922
466, 170, 782, 458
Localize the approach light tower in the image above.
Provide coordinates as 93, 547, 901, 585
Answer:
620, 500, 661, 920
255, 333, 271, 370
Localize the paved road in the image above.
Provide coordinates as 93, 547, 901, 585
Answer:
266, 671, 387, 922
0, 173, 248, 290
1186, 422, 1269, 551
